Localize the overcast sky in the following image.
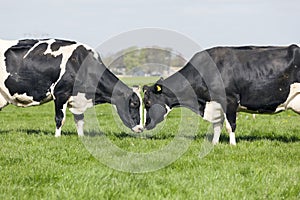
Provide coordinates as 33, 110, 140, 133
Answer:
1, 0, 299, 52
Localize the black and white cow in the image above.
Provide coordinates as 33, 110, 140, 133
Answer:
143, 44, 300, 145
0, 39, 143, 136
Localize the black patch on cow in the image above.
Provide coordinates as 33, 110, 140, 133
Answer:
16, 39, 39, 48
4, 41, 62, 101
50, 39, 77, 51
53, 45, 93, 100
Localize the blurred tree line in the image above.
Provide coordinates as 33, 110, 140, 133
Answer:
102, 46, 186, 76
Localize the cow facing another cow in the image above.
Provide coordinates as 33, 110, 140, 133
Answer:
1, 39, 299, 144
143, 44, 300, 145
0, 39, 143, 136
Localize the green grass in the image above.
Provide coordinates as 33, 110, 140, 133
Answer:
119, 76, 160, 87
0, 77, 299, 199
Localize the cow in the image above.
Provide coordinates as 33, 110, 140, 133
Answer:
0, 38, 143, 137
143, 44, 300, 145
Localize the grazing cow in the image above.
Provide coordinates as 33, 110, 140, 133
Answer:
0, 39, 143, 136
143, 44, 300, 145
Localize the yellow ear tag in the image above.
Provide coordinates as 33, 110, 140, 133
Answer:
156, 85, 162, 92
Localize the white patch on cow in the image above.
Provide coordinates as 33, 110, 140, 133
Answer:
45, 43, 81, 91
276, 83, 300, 113
3, 92, 53, 108
22, 39, 81, 99
75, 119, 84, 137
223, 114, 236, 145
0, 40, 19, 103
144, 108, 147, 127
68, 92, 93, 115
133, 86, 143, 127
203, 101, 224, 124
55, 127, 62, 137
23, 42, 41, 58
212, 123, 222, 145
224, 114, 232, 134
0, 94, 8, 108
12, 93, 39, 107
61, 103, 68, 125
132, 124, 144, 133
164, 105, 172, 119
55, 102, 68, 137
203, 101, 237, 145
229, 132, 237, 145
237, 105, 250, 112
131, 87, 144, 133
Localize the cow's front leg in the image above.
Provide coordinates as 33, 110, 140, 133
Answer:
203, 101, 225, 145
74, 114, 84, 136
212, 122, 223, 145
54, 100, 68, 137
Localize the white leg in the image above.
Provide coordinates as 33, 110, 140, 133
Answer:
55, 127, 62, 137
75, 120, 84, 136
54, 102, 67, 137
224, 117, 232, 134
73, 114, 85, 136
224, 115, 236, 145
229, 132, 236, 145
212, 123, 222, 145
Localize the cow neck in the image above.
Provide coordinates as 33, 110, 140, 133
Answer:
162, 64, 204, 115
101, 69, 131, 105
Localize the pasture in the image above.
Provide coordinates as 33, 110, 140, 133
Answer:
0, 77, 299, 199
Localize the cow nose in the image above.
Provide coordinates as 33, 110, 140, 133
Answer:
132, 125, 144, 133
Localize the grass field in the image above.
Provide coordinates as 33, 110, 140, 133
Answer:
0, 77, 299, 199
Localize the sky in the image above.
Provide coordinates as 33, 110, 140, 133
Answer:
1, 0, 299, 54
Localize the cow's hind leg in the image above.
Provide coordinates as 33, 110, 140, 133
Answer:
74, 114, 84, 136
225, 103, 238, 145
54, 99, 68, 137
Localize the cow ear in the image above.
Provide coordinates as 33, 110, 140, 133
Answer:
154, 84, 162, 94
143, 85, 149, 92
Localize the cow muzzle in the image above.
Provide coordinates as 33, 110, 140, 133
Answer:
144, 104, 167, 130
132, 124, 144, 133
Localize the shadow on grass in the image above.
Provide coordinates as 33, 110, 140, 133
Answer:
237, 135, 300, 143
214, 133, 300, 144
3, 128, 299, 143
24, 129, 77, 136
0, 130, 11, 134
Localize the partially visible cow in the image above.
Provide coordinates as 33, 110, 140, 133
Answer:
143, 44, 300, 145
0, 39, 143, 136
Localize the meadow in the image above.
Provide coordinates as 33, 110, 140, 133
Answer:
0, 77, 299, 199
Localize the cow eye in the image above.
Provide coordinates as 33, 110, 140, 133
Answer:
130, 101, 139, 108
145, 100, 151, 108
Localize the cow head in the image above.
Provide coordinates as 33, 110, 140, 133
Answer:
113, 86, 144, 133
143, 79, 172, 130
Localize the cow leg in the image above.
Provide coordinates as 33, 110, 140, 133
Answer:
212, 121, 224, 145
73, 114, 84, 136
54, 100, 68, 137
0, 94, 8, 110
203, 101, 225, 145
225, 104, 238, 145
